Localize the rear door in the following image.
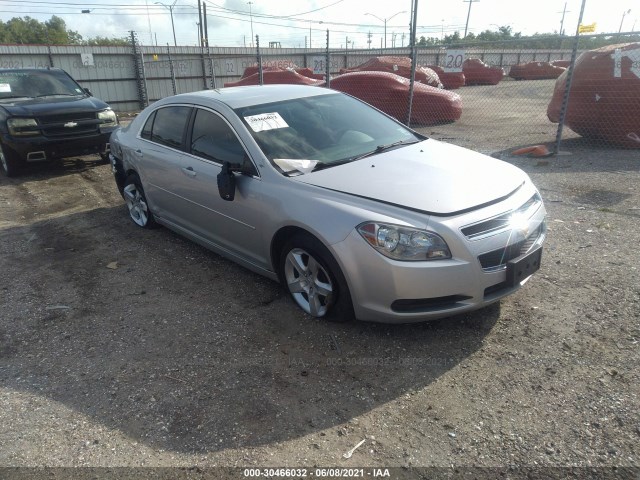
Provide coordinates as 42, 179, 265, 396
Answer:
134, 104, 193, 226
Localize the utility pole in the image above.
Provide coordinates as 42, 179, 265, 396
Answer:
463, 0, 479, 38
197, 0, 204, 47
558, 2, 570, 35
367, 31, 372, 48
401, 32, 406, 47
619, 9, 632, 33
247, 1, 254, 48
203, 2, 209, 46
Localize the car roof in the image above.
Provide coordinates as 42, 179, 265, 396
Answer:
167, 84, 336, 109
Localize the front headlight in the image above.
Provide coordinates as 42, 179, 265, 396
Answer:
357, 222, 452, 261
7, 118, 39, 136
98, 109, 118, 128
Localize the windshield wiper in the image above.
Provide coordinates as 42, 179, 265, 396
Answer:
312, 158, 355, 172
350, 139, 421, 162
35, 93, 79, 98
0, 95, 34, 100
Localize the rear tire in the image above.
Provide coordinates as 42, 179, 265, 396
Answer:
280, 233, 354, 322
0, 143, 22, 177
123, 173, 157, 229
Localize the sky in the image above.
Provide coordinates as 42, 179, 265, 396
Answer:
1, 0, 637, 48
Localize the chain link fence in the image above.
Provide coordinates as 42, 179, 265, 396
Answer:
5, 28, 633, 156
211, 31, 640, 155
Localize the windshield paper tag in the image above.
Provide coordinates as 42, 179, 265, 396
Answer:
244, 112, 288, 132
274, 158, 318, 174
0, 84, 11, 93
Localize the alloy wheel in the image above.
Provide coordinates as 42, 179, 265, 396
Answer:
284, 248, 334, 317
123, 183, 150, 227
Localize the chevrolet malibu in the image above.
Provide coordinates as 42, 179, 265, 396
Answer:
109, 85, 546, 323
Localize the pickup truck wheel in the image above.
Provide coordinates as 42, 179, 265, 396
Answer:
123, 173, 157, 228
281, 233, 354, 322
0, 144, 21, 177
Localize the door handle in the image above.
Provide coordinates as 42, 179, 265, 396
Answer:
181, 166, 197, 177
134, 149, 143, 157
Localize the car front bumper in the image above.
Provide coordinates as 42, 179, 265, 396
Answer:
2, 129, 116, 162
330, 194, 547, 323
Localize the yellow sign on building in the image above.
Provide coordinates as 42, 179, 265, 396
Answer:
578, 23, 597, 33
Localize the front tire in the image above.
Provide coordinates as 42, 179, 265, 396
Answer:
280, 233, 354, 322
0, 143, 22, 177
123, 173, 157, 228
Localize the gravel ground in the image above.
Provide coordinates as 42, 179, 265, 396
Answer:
0, 81, 639, 479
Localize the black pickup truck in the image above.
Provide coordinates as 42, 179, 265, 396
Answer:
0, 67, 119, 177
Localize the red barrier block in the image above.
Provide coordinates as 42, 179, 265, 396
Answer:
340, 56, 443, 89
509, 62, 566, 80
427, 66, 466, 90
462, 58, 504, 85
224, 70, 324, 87
547, 42, 640, 148
329, 71, 462, 126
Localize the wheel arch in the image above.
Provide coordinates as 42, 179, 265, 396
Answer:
270, 225, 314, 281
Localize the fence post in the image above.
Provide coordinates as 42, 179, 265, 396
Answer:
256, 35, 263, 86
406, 0, 419, 127
553, 0, 587, 155
200, 44, 207, 89
325, 29, 331, 88
47, 45, 54, 68
167, 44, 177, 96
130, 31, 148, 109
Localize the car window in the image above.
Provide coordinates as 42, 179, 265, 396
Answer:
150, 106, 191, 149
0, 69, 85, 99
140, 111, 156, 140
190, 108, 253, 171
234, 93, 421, 171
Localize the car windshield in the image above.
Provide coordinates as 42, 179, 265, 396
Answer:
234, 93, 423, 174
0, 69, 85, 100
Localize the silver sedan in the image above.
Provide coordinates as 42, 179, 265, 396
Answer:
109, 85, 546, 323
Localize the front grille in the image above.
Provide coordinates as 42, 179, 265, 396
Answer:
462, 193, 542, 240
38, 112, 95, 124
478, 223, 544, 270
37, 113, 100, 138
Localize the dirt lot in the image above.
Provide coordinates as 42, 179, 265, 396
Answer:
0, 81, 639, 478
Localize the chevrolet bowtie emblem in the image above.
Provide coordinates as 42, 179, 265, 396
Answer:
64, 121, 78, 128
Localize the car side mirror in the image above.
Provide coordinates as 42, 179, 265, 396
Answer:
83, 87, 93, 96
217, 161, 237, 201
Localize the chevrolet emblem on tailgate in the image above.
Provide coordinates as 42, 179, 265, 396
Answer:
64, 121, 78, 128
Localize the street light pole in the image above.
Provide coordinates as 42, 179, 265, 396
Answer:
463, 0, 479, 38
155, 0, 177, 46
619, 9, 631, 33
247, 1, 254, 48
365, 11, 406, 49
558, 2, 570, 35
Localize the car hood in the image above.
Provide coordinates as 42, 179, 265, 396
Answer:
0, 95, 110, 116
293, 139, 528, 216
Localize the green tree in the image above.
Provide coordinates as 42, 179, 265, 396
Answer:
0, 16, 82, 44
84, 36, 130, 46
